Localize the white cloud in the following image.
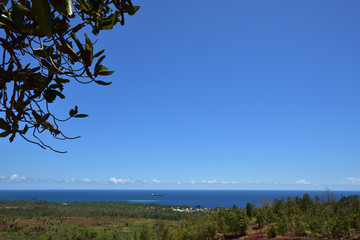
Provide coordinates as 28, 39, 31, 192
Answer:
0, 175, 308, 188
82, 178, 92, 183
343, 177, 360, 185
152, 179, 161, 184
200, 180, 244, 185
109, 178, 134, 184
9, 174, 27, 182
202, 180, 217, 184
296, 179, 311, 185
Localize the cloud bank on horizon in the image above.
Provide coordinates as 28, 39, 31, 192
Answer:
1, 174, 360, 190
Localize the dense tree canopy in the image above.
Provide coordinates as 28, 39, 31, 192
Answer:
1, 194, 360, 239
0, 0, 139, 152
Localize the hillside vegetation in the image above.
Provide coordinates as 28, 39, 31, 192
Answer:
0, 194, 359, 239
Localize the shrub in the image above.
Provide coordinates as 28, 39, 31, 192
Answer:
293, 220, 310, 237
268, 224, 278, 238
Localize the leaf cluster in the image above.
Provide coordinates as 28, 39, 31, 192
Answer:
0, 0, 139, 152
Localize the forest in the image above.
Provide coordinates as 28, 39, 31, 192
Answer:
0, 194, 359, 239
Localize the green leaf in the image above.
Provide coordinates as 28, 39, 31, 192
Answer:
0, 12, 17, 29
71, 23, 85, 33
23, 124, 29, 133
44, 89, 65, 103
41, 122, 58, 134
32, 0, 52, 37
53, 19, 70, 33
48, 83, 64, 91
84, 65, 92, 78
32, 110, 41, 122
9, 133, 16, 142
11, 0, 24, 28
0, 131, 11, 138
19, 0, 32, 10
43, 89, 56, 103
49, 0, 73, 17
76, 0, 89, 11
70, 32, 85, 60
14, 0, 33, 18
0, 118, 11, 131
55, 77, 70, 84
41, 59, 51, 68
100, 13, 116, 30
55, 91, 65, 99
127, 6, 140, 16
53, 129, 61, 135
41, 122, 61, 135
123, 5, 140, 16
43, 113, 50, 121
93, 49, 105, 58
0, 2, 9, 14
98, 70, 115, 76
41, 122, 51, 128
94, 80, 112, 86
29, 66, 41, 73
34, 48, 47, 58
94, 55, 105, 77
57, 37, 79, 61
69, 105, 78, 117
84, 33, 92, 50
84, 33, 93, 66
74, 114, 88, 118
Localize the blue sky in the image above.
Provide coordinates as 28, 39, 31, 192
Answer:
1, 0, 360, 190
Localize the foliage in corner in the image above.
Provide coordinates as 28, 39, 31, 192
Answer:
0, 0, 139, 152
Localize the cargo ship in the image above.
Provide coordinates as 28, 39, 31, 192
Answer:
150, 193, 164, 196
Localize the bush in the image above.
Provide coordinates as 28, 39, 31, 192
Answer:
293, 220, 310, 237
269, 224, 278, 238
139, 225, 154, 240
330, 217, 351, 238
277, 217, 288, 235
255, 208, 266, 229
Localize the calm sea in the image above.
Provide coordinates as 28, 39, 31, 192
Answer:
0, 190, 359, 208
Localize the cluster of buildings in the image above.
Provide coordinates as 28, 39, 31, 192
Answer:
171, 207, 212, 213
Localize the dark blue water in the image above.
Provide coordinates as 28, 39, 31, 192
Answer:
0, 190, 359, 208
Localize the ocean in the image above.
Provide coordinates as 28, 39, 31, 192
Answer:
0, 190, 359, 208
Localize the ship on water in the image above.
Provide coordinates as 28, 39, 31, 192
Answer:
150, 193, 164, 196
